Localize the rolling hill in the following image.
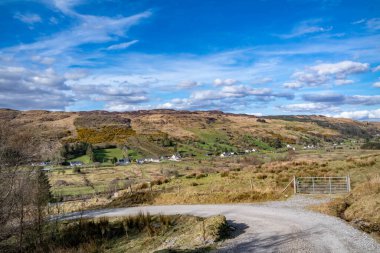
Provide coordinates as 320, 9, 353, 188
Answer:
0, 109, 379, 161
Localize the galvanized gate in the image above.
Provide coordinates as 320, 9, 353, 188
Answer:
293, 176, 351, 194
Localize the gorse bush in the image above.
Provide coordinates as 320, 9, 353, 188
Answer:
74, 126, 135, 144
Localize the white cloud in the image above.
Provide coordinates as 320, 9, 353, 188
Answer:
45, 0, 85, 15
247, 112, 263, 116
335, 79, 354, 85
251, 77, 273, 84
105, 103, 154, 112
0, 66, 72, 110
107, 40, 139, 50
6, 11, 151, 57
352, 19, 366, 25
309, 61, 369, 76
373, 65, 380, 72
213, 78, 239, 86
292, 71, 328, 86
72, 84, 149, 106
345, 95, 380, 105
31, 55, 55, 65
366, 18, 380, 30
302, 93, 380, 106
285, 61, 369, 88
283, 82, 302, 89
64, 69, 88, 80
334, 109, 380, 120
373, 82, 380, 88
279, 19, 333, 39
278, 103, 336, 112
14, 13, 42, 24
177, 80, 200, 88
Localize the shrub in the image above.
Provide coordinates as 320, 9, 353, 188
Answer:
361, 142, 380, 150
72, 167, 81, 173
220, 171, 229, 177
186, 173, 196, 179
256, 173, 268, 180
196, 173, 208, 179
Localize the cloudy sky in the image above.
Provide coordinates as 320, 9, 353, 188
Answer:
1, 0, 380, 120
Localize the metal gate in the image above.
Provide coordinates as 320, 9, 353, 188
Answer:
294, 176, 351, 194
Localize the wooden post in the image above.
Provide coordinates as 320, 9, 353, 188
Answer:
329, 177, 332, 194
312, 177, 315, 193
293, 176, 296, 194
250, 179, 254, 191
347, 175, 351, 192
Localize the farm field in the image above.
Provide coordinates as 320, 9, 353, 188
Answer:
50, 146, 380, 205
48, 145, 380, 242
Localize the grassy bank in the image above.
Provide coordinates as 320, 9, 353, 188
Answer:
312, 175, 380, 241
22, 214, 229, 253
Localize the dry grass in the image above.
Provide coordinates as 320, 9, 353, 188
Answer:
51, 214, 228, 253
312, 175, 380, 241
51, 150, 380, 210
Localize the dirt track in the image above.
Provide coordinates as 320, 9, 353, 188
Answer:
62, 196, 380, 252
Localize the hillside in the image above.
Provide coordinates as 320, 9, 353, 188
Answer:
1, 109, 379, 161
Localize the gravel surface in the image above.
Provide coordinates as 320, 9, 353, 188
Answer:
62, 196, 380, 253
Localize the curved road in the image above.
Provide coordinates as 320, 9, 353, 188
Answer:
62, 196, 380, 253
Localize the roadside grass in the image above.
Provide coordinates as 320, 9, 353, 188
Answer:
311, 174, 380, 241
36, 214, 229, 253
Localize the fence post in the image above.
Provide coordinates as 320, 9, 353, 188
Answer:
312, 177, 315, 193
293, 176, 296, 194
347, 175, 351, 192
329, 177, 332, 194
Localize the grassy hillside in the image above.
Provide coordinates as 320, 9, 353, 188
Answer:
1, 109, 379, 162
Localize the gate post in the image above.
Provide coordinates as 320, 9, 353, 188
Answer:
329, 177, 332, 194
347, 175, 351, 192
293, 176, 296, 194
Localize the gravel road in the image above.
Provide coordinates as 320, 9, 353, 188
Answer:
62, 196, 380, 253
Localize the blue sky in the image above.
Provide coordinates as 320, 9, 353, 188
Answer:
1, 0, 380, 120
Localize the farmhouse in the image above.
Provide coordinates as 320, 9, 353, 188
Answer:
117, 158, 130, 165
220, 152, 234, 157
169, 154, 181, 161
69, 161, 83, 167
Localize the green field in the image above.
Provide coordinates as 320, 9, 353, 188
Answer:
68, 148, 143, 164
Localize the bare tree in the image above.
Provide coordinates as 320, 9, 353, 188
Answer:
0, 122, 51, 252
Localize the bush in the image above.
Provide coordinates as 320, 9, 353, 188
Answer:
256, 173, 268, 180
186, 173, 196, 179
72, 167, 81, 173
361, 142, 380, 150
196, 173, 208, 179
220, 171, 229, 177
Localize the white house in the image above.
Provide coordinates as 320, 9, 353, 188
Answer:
144, 158, 160, 163
220, 152, 234, 157
169, 154, 181, 161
